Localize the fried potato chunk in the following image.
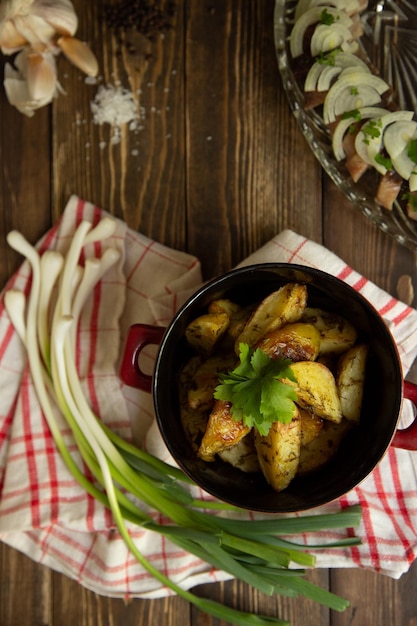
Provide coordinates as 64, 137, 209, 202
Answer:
219, 432, 260, 473
299, 408, 323, 446
255, 407, 301, 492
336, 343, 368, 422
198, 400, 251, 462
235, 283, 308, 350
287, 361, 343, 423
208, 298, 241, 317
185, 312, 230, 355
255, 322, 321, 362
300, 307, 358, 355
187, 354, 237, 410
297, 419, 353, 476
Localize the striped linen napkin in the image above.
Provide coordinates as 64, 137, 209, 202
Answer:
1, 195, 417, 600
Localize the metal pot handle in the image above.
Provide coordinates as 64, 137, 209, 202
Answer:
119, 324, 165, 393
391, 380, 417, 450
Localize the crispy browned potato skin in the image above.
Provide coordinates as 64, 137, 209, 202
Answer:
255, 322, 321, 362
255, 407, 301, 492
198, 400, 251, 462
235, 283, 308, 350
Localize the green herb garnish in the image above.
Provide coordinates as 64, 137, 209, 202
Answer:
402, 192, 417, 211
341, 108, 362, 121
214, 343, 298, 436
361, 118, 382, 145
349, 86, 359, 96
407, 138, 417, 164
316, 48, 341, 66
375, 153, 392, 170
320, 7, 335, 25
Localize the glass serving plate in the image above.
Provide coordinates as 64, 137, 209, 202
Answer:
274, 0, 417, 251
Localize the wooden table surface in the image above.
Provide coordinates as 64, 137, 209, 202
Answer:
1, 1, 417, 625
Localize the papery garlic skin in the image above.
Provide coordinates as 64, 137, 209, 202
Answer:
0, 0, 97, 116
4, 47, 57, 116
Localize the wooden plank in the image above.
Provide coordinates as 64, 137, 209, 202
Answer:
52, 0, 187, 251
0, 544, 53, 626
0, 61, 51, 287
185, 0, 323, 278
329, 562, 417, 626
0, 51, 53, 626
52, 569, 191, 626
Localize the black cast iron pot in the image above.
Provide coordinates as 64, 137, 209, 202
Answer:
120, 264, 417, 512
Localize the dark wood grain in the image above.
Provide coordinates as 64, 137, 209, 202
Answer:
1, 0, 417, 625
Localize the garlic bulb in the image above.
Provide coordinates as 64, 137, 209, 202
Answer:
0, 0, 98, 116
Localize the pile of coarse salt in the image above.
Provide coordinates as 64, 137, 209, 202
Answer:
90, 83, 142, 146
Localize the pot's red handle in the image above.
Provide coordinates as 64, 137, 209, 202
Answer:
391, 380, 417, 450
119, 324, 165, 393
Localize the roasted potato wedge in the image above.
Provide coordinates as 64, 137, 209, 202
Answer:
178, 356, 210, 452
300, 307, 358, 355
187, 354, 237, 410
337, 344, 368, 422
198, 400, 251, 462
208, 298, 241, 317
180, 403, 210, 453
297, 419, 353, 476
235, 283, 308, 350
185, 312, 230, 355
255, 322, 321, 362
255, 407, 301, 492
287, 361, 343, 423
219, 431, 260, 473
299, 408, 323, 446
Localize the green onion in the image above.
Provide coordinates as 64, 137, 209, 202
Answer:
5, 220, 363, 626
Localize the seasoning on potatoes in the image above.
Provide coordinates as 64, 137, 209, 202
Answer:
255, 322, 321, 362
235, 283, 308, 350
300, 307, 358, 354
255, 407, 301, 492
337, 343, 368, 422
179, 281, 368, 493
185, 312, 230, 355
286, 361, 343, 424
198, 399, 251, 462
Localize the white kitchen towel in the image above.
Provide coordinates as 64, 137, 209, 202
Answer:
1, 195, 417, 601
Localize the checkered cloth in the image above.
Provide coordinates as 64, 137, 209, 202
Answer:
1, 195, 417, 600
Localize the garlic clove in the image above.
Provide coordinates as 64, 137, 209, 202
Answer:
57, 35, 98, 76
0, 18, 28, 53
4, 71, 41, 117
35, 0, 78, 36
4, 64, 33, 116
26, 49, 57, 100
4, 50, 56, 116
13, 13, 56, 48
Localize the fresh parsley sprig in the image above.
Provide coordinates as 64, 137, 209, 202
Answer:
214, 343, 298, 436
